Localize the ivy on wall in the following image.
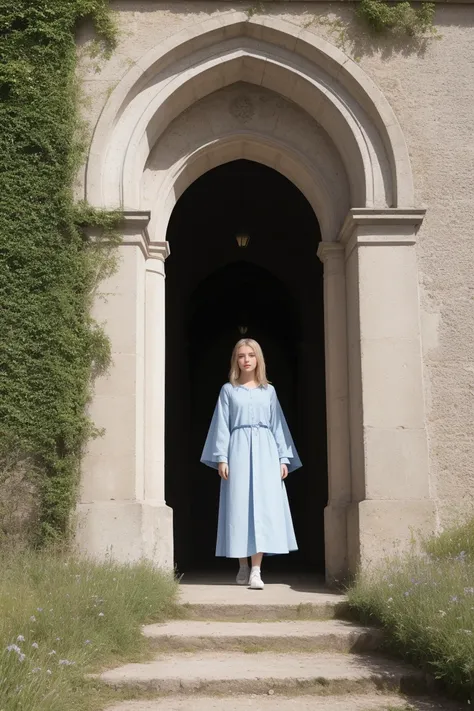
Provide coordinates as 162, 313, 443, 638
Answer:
357, 0, 436, 36
249, 0, 436, 38
0, 1, 119, 544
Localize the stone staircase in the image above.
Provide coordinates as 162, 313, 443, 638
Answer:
102, 576, 460, 711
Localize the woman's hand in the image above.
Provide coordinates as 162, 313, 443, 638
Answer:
218, 462, 229, 480
281, 463, 288, 480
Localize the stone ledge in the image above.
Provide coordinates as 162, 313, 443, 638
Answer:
97, 650, 427, 695
103, 697, 461, 711
142, 619, 384, 653
339, 208, 426, 257
177, 579, 348, 620
340, 208, 426, 240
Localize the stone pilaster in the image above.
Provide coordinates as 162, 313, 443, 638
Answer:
341, 209, 435, 571
317, 242, 351, 582
76, 212, 173, 568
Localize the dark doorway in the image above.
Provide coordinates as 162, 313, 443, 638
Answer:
165, 160, 327, 575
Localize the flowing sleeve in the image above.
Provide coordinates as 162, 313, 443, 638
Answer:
200, 384, 231, 469
270, 387, 302, 473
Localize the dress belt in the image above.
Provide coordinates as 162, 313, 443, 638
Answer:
231, 423, 270, 433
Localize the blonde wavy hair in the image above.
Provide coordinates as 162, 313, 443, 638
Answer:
229, 339, 270, 387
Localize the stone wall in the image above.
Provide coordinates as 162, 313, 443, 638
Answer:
77, 1, 474, 532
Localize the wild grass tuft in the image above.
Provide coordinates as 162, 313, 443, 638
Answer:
348, 520, 474, 702
423, 517, 474, 559
0, 549, 180, 710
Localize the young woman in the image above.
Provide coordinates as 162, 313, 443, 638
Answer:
201, 339, 302, 590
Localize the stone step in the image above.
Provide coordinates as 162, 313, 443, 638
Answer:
179, 579, 348, 620
143, 619, 384, 653
98, 651, 426, 696
104, 694, 462, 711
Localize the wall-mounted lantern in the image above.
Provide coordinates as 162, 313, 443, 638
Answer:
236, 232, 250, 248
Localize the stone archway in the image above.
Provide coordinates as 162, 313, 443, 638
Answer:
76, 12, 435, 581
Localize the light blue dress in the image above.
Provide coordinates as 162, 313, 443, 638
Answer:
201, 382, 302, 558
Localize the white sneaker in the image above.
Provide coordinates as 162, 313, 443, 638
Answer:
236, 565, 250, 585
249, 569, 264, 590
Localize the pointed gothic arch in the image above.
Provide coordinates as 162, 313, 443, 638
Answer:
77, 12, 434, 581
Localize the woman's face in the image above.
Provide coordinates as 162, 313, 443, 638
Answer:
237, 345, 257, 374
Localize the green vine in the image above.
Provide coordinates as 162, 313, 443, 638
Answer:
0, 1, 119, 544
357, 0, 436, 36
303, 0, 437, 56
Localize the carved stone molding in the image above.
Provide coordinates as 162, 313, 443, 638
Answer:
339, 208, 426, 258
122, 211, 170, 261
317, 241, 345, 263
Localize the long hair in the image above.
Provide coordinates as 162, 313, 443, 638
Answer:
229, 339, 270, 387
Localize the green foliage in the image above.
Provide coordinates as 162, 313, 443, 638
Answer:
357, 0, 436, 37
423, 517, 474, 559
0, 1, 119, 544
348, 520, 474, 702
0, 550, 180, 711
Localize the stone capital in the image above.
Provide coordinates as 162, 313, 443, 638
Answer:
121, 211, 170, 262
339, 208, 426, 259
148, 241, 170, 262
122, 210, 151, 232
317, 241, 345, 264
146, 246, 169, 276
